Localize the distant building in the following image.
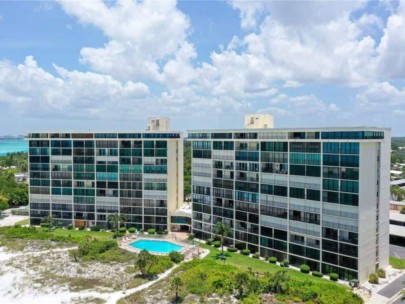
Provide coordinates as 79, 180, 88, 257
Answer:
28, 118, 183, 231
189, 120, 390, 282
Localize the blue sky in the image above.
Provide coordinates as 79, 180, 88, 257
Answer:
0, 0, 404, 136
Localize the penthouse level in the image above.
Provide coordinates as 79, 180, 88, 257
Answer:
27, 126, 183, 232
188, 126, 390, 283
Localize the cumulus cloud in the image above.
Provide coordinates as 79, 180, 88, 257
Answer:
0, 56, 149, 118
58, 0, 194, 84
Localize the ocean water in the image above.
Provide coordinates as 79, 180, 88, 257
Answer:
0, 140, 28, 156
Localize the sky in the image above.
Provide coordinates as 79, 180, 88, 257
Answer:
0, 0, 405, 136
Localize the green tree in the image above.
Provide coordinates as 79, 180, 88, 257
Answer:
0, 196, 9, 216
107, 212, 127, 236
234, 271, 249, 298
391, 186, 405, 201
134, 249, 158, 278
41, 215, 54, 231
268, 270, 290, 294
171, 276, 184, 303
214, 221, 231, 258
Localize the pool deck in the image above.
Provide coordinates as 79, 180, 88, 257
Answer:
119, 232, 201, 259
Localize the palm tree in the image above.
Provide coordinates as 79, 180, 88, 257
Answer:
107, 212, 127, 236
171, 276, 184, 303
214, 221, 231, 258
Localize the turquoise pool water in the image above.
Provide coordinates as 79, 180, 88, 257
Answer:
129, 239, 183, 253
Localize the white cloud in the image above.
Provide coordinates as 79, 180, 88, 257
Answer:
58, 0, 194, 84
0, 56, 149, 118
356, 82, 405, 107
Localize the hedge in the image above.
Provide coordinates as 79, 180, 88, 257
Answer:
227, 246, 237, 252
330, 273, 339, 281
369, 273, 379, 284
241, 249, 250, 256
213, 241, 221, 248
119, 227, 127, 233
128, 227, 136, 233
235, 242, 246, 251
312, 271, 323, 277
377, 268, 386, 278
206, 238, 214, 246
268, 257, 277, 264
253, 253, 260, 259
300, 264, 310, 274
147, 228, 156, 234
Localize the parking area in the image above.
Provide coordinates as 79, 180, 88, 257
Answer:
390, 244, 405, 259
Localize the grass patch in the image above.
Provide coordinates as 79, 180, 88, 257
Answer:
390, 256, 405, 269
15, 218, 29, 225
199, 243, 327, 283
52, 228, 113, 241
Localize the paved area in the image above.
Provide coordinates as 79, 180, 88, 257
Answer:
378, 273, 405, 298
391, 245, 405, 259
0, 210, 28, 227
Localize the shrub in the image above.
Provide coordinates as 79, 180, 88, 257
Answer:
128, 227, 136, 233
282, 259, 289, 267
227, 246, 237, 252
119, 227, 127, 233
57, 222, 64, 228
330, 273, 339, 281
268, 257, 277, 264
77, 239, 118, 260
188, 233, 195, 240
90, 225, 101, 232
149, 256, 174, 277
147, 228, 156, 234
368, 273, 379, 284
213, 241, 221, 248
235, 242, 246, 251
78, 226, 85, 230
241, 249, 250, 256
67, 224, 73, 230
252, 253, 260, 259
377, 268, 386, 278
312, 271, 323, 277
300, 264, 310, 274
206, 238, 214, 245
169, 251, 184, 263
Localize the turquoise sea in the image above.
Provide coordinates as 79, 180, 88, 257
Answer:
0, 140, 28, 156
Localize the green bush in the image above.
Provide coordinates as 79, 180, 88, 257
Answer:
300, 264, 310, 274
90, 225, 101, 231
281, 259, 289, 267
147, 228, 156, 234
169, 251, 184, 263
128, 227, 136, 233
311, 271, 323, 277
188, 233, 195, 240
78, 226, 85, 230
369, 273, 379, 284
213, 241, 221, 248
235, 242, 246, 251
119, 227, 127, 233
227, 246, 237, 252
206, 238, 214, 245
241, 249, 250, 256
77, 239, 118, 260
330, 273, 339, 281
268, 257, 277, 264
377, 268, 386, 278
149, 256, 174, 276
252, 253, 260, 259
67, 224, 73, 230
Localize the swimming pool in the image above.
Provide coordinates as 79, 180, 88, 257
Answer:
129, 239, 183, 254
